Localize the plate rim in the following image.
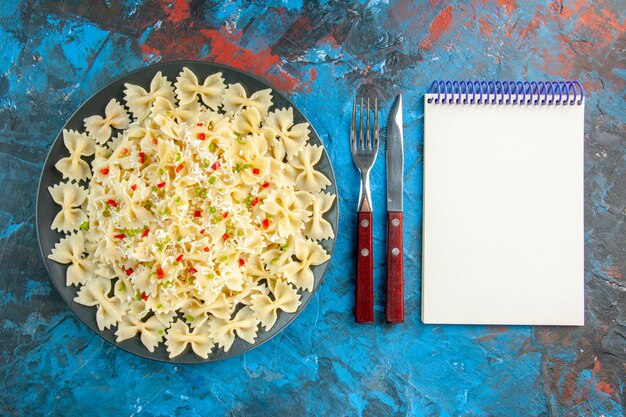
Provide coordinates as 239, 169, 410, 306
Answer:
36, 60, 339, 364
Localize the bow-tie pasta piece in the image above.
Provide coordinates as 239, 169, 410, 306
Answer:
124, 71, 176, 121
84, 99, 130, 144
251, 279, 301, 330
165, 319, 214, 359
116, 313, 165, 353
289, 144, 331, 193
260, 188, 314, 238
264, 107, 309, 159
232, 107, 263, 136
48, 181, 88, 233
281, 238, 330, 291
222, 83, 273, 115
150, 96, 201, 124
175, 67, 225, 110
74, 276, 124, 331
209, 306, 259, 352
48, 231, 98, 286
55, 129, 95, 181
304, 192, 336, 241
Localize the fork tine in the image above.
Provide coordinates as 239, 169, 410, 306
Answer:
359, 97, 364, 150
351, 97, 356, 151
366, 97, 371, 149
374, 98, 378, 149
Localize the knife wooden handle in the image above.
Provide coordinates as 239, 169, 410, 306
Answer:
386, 211, 404, 323
355, 211, 374, 323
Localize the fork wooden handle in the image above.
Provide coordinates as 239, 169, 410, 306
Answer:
355, 211, 374, 323
386, 211, 404, 323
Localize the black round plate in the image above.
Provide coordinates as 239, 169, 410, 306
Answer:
36, 61, 338, 363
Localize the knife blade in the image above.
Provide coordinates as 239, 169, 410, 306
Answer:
387, 95, 404, 211
385, 94, 404, 323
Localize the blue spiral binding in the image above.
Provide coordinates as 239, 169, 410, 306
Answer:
426, 81, 584, 105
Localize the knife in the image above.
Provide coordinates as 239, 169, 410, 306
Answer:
386, 94, 404, 323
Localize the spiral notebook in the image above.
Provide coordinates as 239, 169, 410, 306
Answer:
422, 81, 585, 325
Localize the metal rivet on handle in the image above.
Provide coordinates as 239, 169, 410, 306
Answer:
392, 219, 400, 227
361, 248, 369, 257
392, 248, 400, 256
361, 219, 369, 227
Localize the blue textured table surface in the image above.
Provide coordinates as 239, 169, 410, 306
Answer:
1, 1, 625, 416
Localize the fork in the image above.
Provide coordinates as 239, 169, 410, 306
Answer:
351, 96, 378, 323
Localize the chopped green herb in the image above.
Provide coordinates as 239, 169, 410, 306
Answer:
242, 163, 250, 169
173, 261, 179, 266
146, 261, 153, 269
175, 153, 181, 161
118, 283, 126, 292
79, 221, 89, 231
162, 280, 170, 289
102, 209, 110, 217
232, 291, 240, 296
208, 176, 216, 184
218, 256, 228, 263
203, 159, 210, 168
209, 143, 217, 152
175, 196, 181, 203
236, 136, 247, 144
135, 293, 142, 301
195, 187, 203, 196
234, 163, 241, 172
157, 303, 162, 309
152, 186, 158, 192
159, 168, 164, 175
237, 230, 243, 236
177, 236, 183, 241
209, 207, 216, 214
279, 243, 288, 251
270, 258, 279, 265
185, 315, 194, 322
158, 329, 164, 335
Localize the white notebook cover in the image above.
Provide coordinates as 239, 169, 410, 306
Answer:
422, 94, 584, 325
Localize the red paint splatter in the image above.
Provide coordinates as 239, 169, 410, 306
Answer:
200, 28, 301, 91
496, 0, 518, 14
602, 266, 623, 280
160, 0, 191, 24
592, 358, 602, 374
474, 326, 508, 342
575, 6, 626, 42
319, 34, 340, 49
597, 381, 613, 395
140, 44, 162, 62
420, 6, 454, 50
478, 17, 494, 36
518, 12, 542, 40
139, 24, 308, 92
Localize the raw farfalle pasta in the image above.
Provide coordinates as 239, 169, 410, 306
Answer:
47, 67, 335, 358
55, 129, 95, 181
124, 71, 176, 121
84, 99, 130, 144
264, 107, 310, 159
222, 83, 273, 115
48, 181, 88, 232
174, 67, 225, 110
304, 193, 336, 241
